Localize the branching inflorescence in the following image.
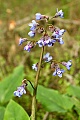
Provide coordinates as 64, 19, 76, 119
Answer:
18, 8, 71, 79
14, 8, 72, 120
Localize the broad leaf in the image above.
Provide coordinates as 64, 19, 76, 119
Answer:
3, 100, 30, 120
69, 97, 80, 116
0, 65, 24, 104
0, 106, 5, 120
37, 85, 74, 112
67, 85, 80, 99
27, 83, 74, 113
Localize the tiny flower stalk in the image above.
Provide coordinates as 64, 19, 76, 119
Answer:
31, 46, 44, 120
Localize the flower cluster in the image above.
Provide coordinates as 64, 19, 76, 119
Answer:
51, 60, 72, 77
18, 8, 72, 78
14, 8, 72, 99
32, 53, 72, 78
18, 9, 66, 52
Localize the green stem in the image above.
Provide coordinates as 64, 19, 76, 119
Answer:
31, 46, 44, 120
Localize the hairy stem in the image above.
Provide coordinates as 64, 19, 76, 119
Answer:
31, 46, 44, 120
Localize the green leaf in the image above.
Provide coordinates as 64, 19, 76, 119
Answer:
37, 85, 74, 112
67, 85, 80, 115
78, 116, 80, 120
3, 100, 30, 120
0, 65, 24, 104
0, 106, 5, 120
67, 85, 80, 99
69, 97, 80, 116
27, 83, 74, 113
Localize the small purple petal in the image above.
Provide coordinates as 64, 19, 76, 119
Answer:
55, 9, 64, 18
43, 53, 52, 62
53, 70, 57, 76
32, 64, 38, 71
36, 13, 42, 20
14, 86, 26, 97
19, 38, 26, 45
53, 68, 64, 78
66, 60, 72, 70
28, 31, 35, 37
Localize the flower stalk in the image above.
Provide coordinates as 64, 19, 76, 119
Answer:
13, 9, 72, 120
31, 46, 44, 120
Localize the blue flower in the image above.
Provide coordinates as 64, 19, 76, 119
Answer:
58, 29, 66, 36
37, 35, 55, 47
52, 29, 65, 39
28, 31, 35, 37
46, 38, 56, 47
19, 38, 26, 45
55, 8, 64, 18
37, 39, 43, 47
61, 60, 72, 70
66, 60, 72, 70
29, 20, 38, 31
53, 68, 65, 78
24, 43, 34, 52
14, 85, 26, 97
24, 45, 30, 52
43, 53, 52, 62
58, 37, 64, 44
35, 13, 42, 20
37, 36, 47, 47
32, 63, 38, 71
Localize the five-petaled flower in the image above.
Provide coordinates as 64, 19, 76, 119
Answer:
53, 68, 65, 78
43, 53, 52, 62
29, 20, 39, 31
32, 63, 38, 71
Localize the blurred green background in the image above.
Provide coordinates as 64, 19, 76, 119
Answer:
0, 0, 80, 120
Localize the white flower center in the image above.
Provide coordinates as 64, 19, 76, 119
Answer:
57, 70, 61, 74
